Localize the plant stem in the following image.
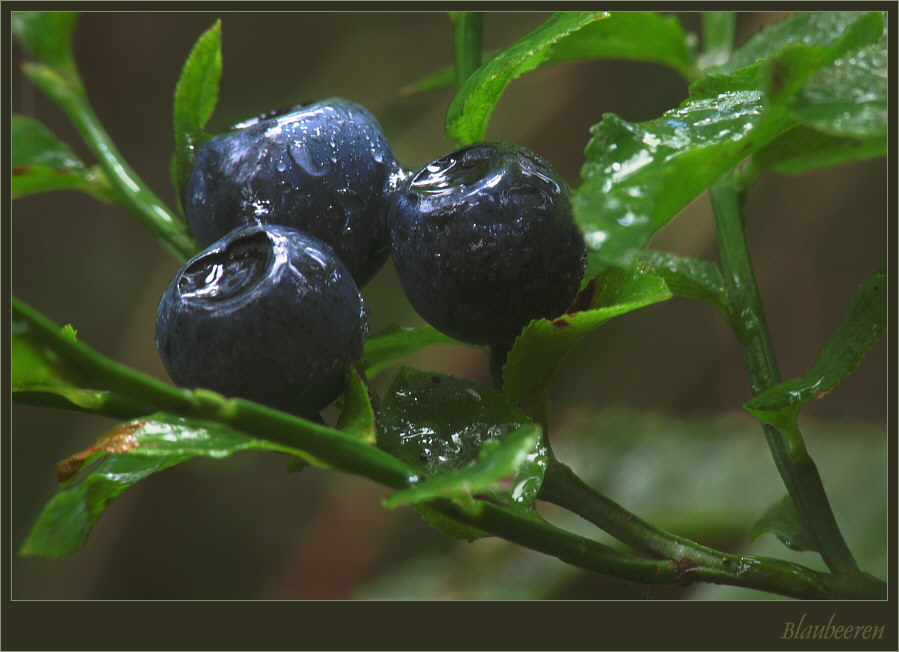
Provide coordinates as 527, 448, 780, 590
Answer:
538, 459, 885, 599
709, 170, 858, 574
21, 62, 197, 262
699, 12, 736, 69
16, 295, 884, 598
12, 297, 414, 489
451, 12, 483, 91
488, 342, 510, 390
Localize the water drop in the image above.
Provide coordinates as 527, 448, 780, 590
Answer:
180, 231, 272, 301
289, 144, 328, 177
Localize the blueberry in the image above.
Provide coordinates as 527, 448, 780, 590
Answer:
155, 224, 367, 418
184, 98, 402, 287
388, 142, 586, 345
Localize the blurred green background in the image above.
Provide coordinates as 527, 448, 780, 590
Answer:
11, 11, 887, 599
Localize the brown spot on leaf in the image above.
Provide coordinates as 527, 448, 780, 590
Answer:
552, 318, 571, 329
57, 421, 144, 483
566, 277, 597, 313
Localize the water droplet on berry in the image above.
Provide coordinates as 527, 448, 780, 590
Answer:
179, 230, 273, 301
410, 145, 496, 195
289, 143, 328, 177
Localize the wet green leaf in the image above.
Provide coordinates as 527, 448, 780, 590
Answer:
752, 495, 817, 552
383, 424, 545, 513
716, 12, 879, 74
412, 504, 488, 542
747, 125, 886, 178
791, 25, 888, 139
446, 12, 606, 144
171, 20, 222, 206
544, 11, 695, 78
21, 453, 189, 558
378, 368, 532, 477
636, 250, 730, 317
11, 316, 113, 412
21, 413, 302, 558
503, 262, 671, 405
362, 324, 474, 378
403, 12, 695, 97
337, 366, 377, 444
574, 88, 780, 271
11, 298, 160, 419
745, 268, 886, 421
574, 11, 883, 271
11, 114, 116, 201
378, 368, 541, 539
11, 11, 79, 69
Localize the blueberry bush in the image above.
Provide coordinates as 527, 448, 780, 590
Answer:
11, 11, 888, 599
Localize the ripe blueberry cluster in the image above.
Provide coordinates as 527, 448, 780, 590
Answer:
156, 98, 586, 418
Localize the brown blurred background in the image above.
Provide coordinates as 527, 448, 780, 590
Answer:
11, 12, 887, 599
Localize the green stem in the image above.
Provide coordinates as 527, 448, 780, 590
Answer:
22, 62, 196, 262
538, 460, 884, 599
699, 11, 736, 69
709, 171, 858, 574
488, 342, 510, 390
15, 296, 884, 598
12, 297, 413, 489
451, 12, 483, 91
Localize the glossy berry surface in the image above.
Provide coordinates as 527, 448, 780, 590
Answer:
155, 224, 367, 418
388, 142, 586, 345
184, 98, 401, 287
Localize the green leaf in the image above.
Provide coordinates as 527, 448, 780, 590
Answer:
745, 267, 886, 421
752, 495, 817, 552
636, 250, 730, 317
383, 424, 545, 513
746, 125, 887, 178
11, 114, 117, 201
377, 368, 532, 477
337, 365, 377, 444
413, 504, 488, 541
446, 12, 607, 144
11, 11, 79, 69
502, 262, 671, 405
717, 12, 878, 74
362, 324, 474, 378
171, 20, 222, 206
574, 12, 883, 270
402, 12, 695, 97
790, 24, 888, 139
21, 452, 189, 558
11, 298, 167, 419
20, 413, 301, 558
542, 11, 695, 79
377, 368, 542, 540
12, 316, 119, 413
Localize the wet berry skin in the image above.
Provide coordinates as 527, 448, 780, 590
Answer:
155, 224, 367, 418
184, 98, 401, 287
388, 142, 586, 345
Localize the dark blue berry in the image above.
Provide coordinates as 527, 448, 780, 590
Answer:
184, 98, 401, 287
388, 142, 586, 345
155, 224, 367, 418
